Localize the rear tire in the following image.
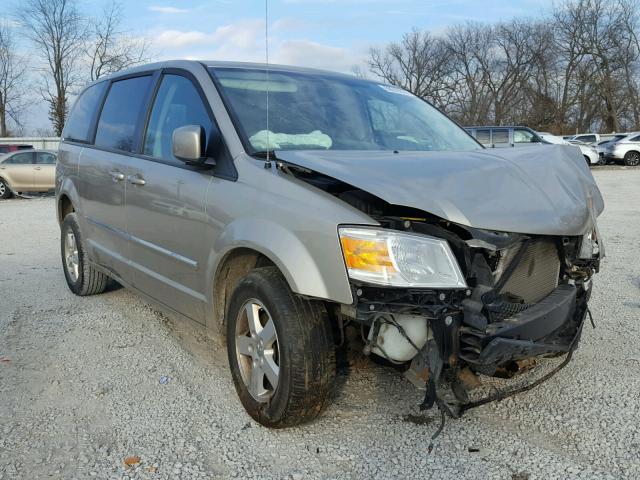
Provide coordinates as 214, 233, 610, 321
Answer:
0, 178, 12, 199
226, 266, 336, 428
61, 213, 110, 296
583, 155, 591, 166
624, 151, 640, 166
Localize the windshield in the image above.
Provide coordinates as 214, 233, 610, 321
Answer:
209, 67, 481, 153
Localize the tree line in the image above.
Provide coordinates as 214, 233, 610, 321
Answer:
368, 0, 640, 134
0, 0, 149, 137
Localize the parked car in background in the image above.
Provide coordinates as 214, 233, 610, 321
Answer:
595, 135, 628, 164
601, 132, 640, 166
0, 144, 34, 154
567, 133, 600, 144
0, 150, 57, 199
465, 126, 545, 147
56, 61, 604, 427
537, 132, 599, 165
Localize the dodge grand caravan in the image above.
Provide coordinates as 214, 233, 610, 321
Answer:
56, 60, 604, 427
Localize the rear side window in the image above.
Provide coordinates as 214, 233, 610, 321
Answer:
36, 152, 57, 164
630, 135, 640, 141
63, 82, 107, 143
95, 76, 153, 152
143, 74, 213, 161
475, 129, 490, 144
3, 152, 33, 164
492, 129, 509, 144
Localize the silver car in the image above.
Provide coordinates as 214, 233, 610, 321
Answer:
56, 61, 604, 427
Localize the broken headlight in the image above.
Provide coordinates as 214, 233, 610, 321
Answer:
338, 227, 467, 288
579, 228, 600, 259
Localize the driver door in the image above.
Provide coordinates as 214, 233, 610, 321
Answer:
124, 71, 216, 322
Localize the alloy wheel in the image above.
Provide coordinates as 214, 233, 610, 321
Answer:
0, 182, 5, 196
64, 231, 80, 282
626, 152, 640, 166
235, 299, 280, 402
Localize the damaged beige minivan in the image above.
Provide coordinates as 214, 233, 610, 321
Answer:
56, 61, 603, 427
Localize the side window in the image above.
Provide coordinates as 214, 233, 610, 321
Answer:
492, 129, 509, 144
513, 129, 536, 143
143, 74, 213, 161
475, 129, 490, 144
630, 135, 640, 142
63, 82, 107, 143
578, 135, 596, 143
4, 152, 33, 164
36, 152, 57, 164
95, 76, 153, 152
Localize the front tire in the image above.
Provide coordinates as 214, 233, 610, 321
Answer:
0, 178, 12, 199
61, 213, 110, 296
624, 151, 640, 166
226, 267, 336, 428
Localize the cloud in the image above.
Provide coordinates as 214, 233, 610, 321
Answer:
148, 6, 190, 14
151, 18, 364, 74
274, 40, 363, 72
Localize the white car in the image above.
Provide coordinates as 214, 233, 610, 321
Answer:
601, 132, 640, 166
537, 132, 599, 166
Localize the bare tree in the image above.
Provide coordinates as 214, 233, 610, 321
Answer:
21, 0, 86, 136
0, 22, 28, 136
368, 29, 452, 109
86, 0, 150, 81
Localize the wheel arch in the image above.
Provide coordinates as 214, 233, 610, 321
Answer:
57, 193, 75, 223
208, 218, 353, 331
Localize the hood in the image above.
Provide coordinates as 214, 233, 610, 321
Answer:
276, 145, 604, 236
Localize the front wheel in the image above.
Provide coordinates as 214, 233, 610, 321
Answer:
624, 151, 640, 166
61, 213, 110, 296
226, 266, 336, 428
0, 178, 12, 199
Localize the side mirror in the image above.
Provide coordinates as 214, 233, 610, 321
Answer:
172, 125, 206, 163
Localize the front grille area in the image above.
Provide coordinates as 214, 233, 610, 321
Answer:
498, 240, 561, 304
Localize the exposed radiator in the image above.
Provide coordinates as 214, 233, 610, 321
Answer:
497, 240, 560, 304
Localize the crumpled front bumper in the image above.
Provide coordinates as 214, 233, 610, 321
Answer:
460, 283, 588, 370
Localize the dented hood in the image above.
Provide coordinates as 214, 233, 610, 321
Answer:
277, 145, 604, 236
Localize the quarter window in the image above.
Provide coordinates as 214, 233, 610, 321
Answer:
95, 76, 153, 152
63, 82, 107, 143
143, 74, 213, 161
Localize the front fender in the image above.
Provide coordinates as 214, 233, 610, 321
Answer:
214, 217, 353, 305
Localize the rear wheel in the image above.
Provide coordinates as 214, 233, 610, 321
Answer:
583, 155, 591, 166
226, 266, 336, 428
0, 178, 11, 199
61, 213, 110, 296
624, 151, 640, 166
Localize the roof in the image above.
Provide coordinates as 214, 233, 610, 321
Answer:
85, 59, 376, 89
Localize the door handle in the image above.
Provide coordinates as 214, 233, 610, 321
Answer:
109, 170, 125, 182
128, 175, 146, 186
34, 167, 42, 170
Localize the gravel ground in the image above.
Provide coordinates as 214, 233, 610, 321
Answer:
1, 169, 639, 480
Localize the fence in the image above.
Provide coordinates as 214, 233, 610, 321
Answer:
0, 137, 60, 150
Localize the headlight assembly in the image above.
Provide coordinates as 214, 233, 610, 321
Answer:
338, 227, 467, 288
